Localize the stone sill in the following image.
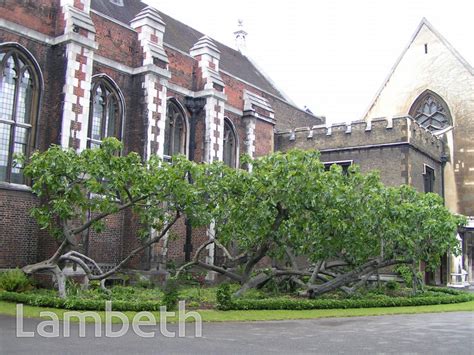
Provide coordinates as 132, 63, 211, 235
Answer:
0, 181, 32, 192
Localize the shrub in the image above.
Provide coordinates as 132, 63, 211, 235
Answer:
218, 291, 474, 311
0, 269, 31, 292
0, 291, 165, 311
66, 279, 81, 297
216, 283, 232, 310
111, 286, 136, 300
385, 280, 400, 291
162, 279, 179, 310
262, 276, 300, 295
135, 278, 154, 289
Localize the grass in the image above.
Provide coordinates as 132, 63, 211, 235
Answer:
1, 300, 473, 323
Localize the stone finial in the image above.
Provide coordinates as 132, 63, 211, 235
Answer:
190, 36, 224, 91
190, 36, 221, 61
130, 6, 166, 32
130, 6, 168, 67
234, 19, 247, 54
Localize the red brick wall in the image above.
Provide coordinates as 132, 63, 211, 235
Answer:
92, 13, 142, 68
121, 209, 147, 269
0, 189, 40, 267
0, 0, 61, 37
254, 120, 274, 157
221, 72, 263, 110
166, 219, 209, 265
167, 47, 195, 90
87, 212, 125, 264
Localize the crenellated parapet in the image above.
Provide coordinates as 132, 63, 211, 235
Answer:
276, 116, 444, 161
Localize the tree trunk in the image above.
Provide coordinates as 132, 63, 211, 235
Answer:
234, 273, 271, 297
308, 259, 407, 298
52, 266, 66, 298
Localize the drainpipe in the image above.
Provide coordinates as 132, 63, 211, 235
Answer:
183, 96, 206, 262
440, 152, 448, 203
440, 136, 450, 285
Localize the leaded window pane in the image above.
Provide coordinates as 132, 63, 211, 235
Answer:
11, 126, 28, 183
173, 115, 184, 154
0, 123, 10, 181
16, 69, 32, 124
106, 98, 118, 139
0, 57, 16, 121
91, 86, 104, 141
223, 120, 236, 168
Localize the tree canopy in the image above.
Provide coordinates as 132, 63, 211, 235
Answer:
20, 143, 465, 297
184, 149, 465, 296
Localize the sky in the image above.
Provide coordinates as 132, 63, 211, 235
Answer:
144, 0, 473, 124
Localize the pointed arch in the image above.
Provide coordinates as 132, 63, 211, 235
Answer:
0, 43, 42, 184
223, 117, 239, 168
409, 90, 452, 131
87, 74, 125, 148
164, 98, 189, 161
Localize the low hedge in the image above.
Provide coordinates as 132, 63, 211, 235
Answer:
218, 288, 474, 311
0, 291, 165, 311
1, 287, 472, 312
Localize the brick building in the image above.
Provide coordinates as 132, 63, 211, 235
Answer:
0, 0, 321, 270
0, 2, 472, 287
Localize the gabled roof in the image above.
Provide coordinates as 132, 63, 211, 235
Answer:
362, 18, 473, 120
90, 0, 287, 100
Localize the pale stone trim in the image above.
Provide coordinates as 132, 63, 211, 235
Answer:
224, 104, 243, 116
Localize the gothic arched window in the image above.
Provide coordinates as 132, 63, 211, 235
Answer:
164, 100, 187, 161
88, 76, 123, 148
0, 46, 41, 184
223, 118, 237, 168
409, 90, 451, 131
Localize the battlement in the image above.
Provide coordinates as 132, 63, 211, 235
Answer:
276, 116, 443, 160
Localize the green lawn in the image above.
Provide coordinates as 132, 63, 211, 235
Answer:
2, 300, 473, 323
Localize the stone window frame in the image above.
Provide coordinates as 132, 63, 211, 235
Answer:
423, 164, 435, 193
409, 90, 452, 131
0, 43, 42, 185
163, 98, 189, 162
223, 117, 239, 168
87, 74, 125, 149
